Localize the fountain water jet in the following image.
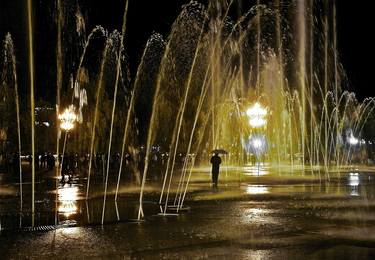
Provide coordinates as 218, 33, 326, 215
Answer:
114, 33, 165, 201
2, 34, 23, 218
86, 39, 111, 200
101, 0, 129, 225
27, 0, 36, 227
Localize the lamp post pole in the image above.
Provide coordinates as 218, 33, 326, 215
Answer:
58, 106, 77, 181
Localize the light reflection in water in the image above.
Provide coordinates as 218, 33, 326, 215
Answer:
58, 185, 78, 217
348, 173, 359, 197
246, 185, 269, 194
61, 227, 80, 235
243, 165, 269, 176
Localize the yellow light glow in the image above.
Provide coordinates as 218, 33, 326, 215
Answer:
59, 201, 77, 217
58, 185, 78, 217
60, 121, 74, 131
348, 133, 358, 145
58, 105, 77, 131
246, 102, 267, 117
348, 173, 359, 187
249, 118, 267, 128
246, 185, 269, 194
246, 102, 268, 128
251, 138, 263, 149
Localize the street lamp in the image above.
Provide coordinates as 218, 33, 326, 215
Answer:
58, 105, 77, 131
245, 102, 268, 172
58, 105, 77, 181
246, 102, 268, 128
348, 133, 359, 146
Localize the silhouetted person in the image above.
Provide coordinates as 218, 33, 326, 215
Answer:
125, 153, 132, 165
61, 153, 73, 183
95, 153, 102, 170
210, 153, 222, 188
58, 154, 62, 167
28, 155, 32, 167
35, 153, 40, 170
47, 153, 55, 170
138, 150, 145, 174
41, 152, 47, 168
112, 153, 120, 170
73, 153, 79, 170
83, 153, 89, 169
67, 153, 74, 181
251, 153, 256, 165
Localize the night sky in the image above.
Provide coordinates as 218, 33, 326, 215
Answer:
0, 0, 373, 102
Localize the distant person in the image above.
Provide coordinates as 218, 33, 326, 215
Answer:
28, 154, 32, 167
210, 153, 222, 188
41, 152, 47, 169
58, 153, 62, 167
47, 153, 55, 170
95, 153, 102, 170
138, 149, 145, 174
73, 153, 79, 170
35, 153, 40, 170
61, 154, 68, 183
61, 153, 73, 183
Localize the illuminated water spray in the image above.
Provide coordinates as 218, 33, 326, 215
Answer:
5, 0, 374, 225
27, 0, 36, 227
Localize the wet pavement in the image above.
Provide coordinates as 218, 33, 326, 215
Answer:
1, 164, 375, 259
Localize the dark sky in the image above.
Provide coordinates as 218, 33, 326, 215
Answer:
0, 0, 373, 102
336, 0, 373, 99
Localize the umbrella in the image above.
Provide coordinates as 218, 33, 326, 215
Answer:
211, 149, 228, 155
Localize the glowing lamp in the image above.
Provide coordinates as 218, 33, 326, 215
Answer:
348, 133, 358, 145
252, 138, 264, 149
58, 105, 77, 131
246, 102, 268, 128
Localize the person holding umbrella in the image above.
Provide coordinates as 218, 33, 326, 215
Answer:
210, 150, 223, 188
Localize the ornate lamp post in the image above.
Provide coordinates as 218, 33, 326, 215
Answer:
58, 105, 77, 180
246, 102, 268, 171
246, 102, 268, 128
58, 105, 77, 131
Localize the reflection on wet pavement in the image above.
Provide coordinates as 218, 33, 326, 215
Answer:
246, 185, 269, 194
348, 172, 360, 196
1, 167, 375, 258
58, 185, 78, 217
244, 164, 269, 176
